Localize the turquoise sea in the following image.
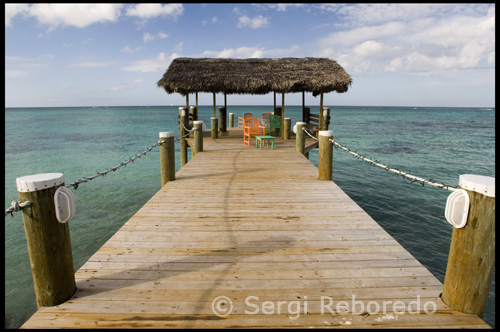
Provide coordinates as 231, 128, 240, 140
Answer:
4, 105, 495, 328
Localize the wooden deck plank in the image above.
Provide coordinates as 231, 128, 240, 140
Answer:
21, 128, 490, 328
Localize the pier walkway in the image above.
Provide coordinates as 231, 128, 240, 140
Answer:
21, 128, 489, 328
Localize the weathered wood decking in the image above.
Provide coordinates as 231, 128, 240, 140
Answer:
21, 128, 489, 328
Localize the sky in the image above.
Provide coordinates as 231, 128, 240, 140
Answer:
5, 3, 496, 108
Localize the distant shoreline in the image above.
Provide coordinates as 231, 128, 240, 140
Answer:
4, 105, 495, 110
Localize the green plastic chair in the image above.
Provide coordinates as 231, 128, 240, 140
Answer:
269, 115, 281, 136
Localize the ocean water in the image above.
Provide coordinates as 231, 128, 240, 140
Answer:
4, 105, 495, 328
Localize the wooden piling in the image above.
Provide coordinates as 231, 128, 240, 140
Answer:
16, 173, 76, 308
318, 130, 333, 181
212, 92, 216, 117
281, 93, 285, 139
229, 113, 234, 128
211, 117, 218, 139
159, 132, 175, 185
319, 92, 324, 129
178, 107, 188, 167
190, 106, 198, 123
322, 107, 330, 130
283, 118, 291, 140
295, 122, 306, 155
304, 107, 310, 123
441, 174, 495, 317
218, 107, 227, 132
193, 120, 204, 155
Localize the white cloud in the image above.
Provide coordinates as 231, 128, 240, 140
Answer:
69, 61, 114, 68
237, 15, 269, 29
314, 4, 495, 76
317, 21, 408, 48
27, 4, 123, 30
110, 86, 126, 92
143, 31, 169, 43
121, 46, 143, 53
126, 79, 144, 84
120, 52, 179, 73
203, 16, 218, 27
143, 32, 154, 43
5, 3, 30, 27
125, 4, 183, 19
200, 45, 300, 59
5, 54, 54, 79
265, 4, 306, 12
174, 42, 183, 53
6, 70, 29, 78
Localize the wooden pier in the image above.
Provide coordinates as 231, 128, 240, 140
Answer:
21, 128, 490, 328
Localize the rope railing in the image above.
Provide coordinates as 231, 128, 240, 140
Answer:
179, 118, 195, 134
65, 140, 164, 190
302, 127, 458, 192
6, 132, 193, 218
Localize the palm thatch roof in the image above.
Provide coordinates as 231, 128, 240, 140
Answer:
157, 57, 352, 97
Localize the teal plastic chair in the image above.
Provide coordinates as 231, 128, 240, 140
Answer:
269, 115, 281, 136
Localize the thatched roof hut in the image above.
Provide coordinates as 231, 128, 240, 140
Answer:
157, 57, 352, 97
157, 57, 351, 138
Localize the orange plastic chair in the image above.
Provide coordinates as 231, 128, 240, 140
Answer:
238, 112, 253, 128
243, 118, 265, 146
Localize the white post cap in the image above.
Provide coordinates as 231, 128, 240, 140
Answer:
159, 132, 174, 138
319, 130, 333, 137
193, 120, 204, 125
296, 122, 307, 125
459, 174, 495, 197
17, 173, 65, 193
211, 117, 217, 120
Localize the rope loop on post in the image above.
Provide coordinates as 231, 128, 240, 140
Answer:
5, 200, 32, 218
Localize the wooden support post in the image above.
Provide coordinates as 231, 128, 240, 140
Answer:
302, 92, 305, 122
319, 92, 324, 129
273, 91, 276, 114
442, 174, 495, 317
178, 107, 188, 167
218, 107, 227, 132
275, 107, 282, 117
229, 113, 234, 128
281, 93, 285, 139
283, 118, 291, 140
190, 106, 197, 123
295, 122, 306, 155
318, 130, 333, 181
159, 132, 175, 186
224, 93, 227, 116
193, 120, 204, 155
16, 173, 76, 308
304, 107, 310, 124
211, 117, 218, 139
213, 92, 216, 118
322, 107, 330, 130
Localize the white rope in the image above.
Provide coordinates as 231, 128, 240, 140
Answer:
180, 120, 195, 134
329, 138, 458, 192
5, 201, 32, 217
303, 127, 319, 141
